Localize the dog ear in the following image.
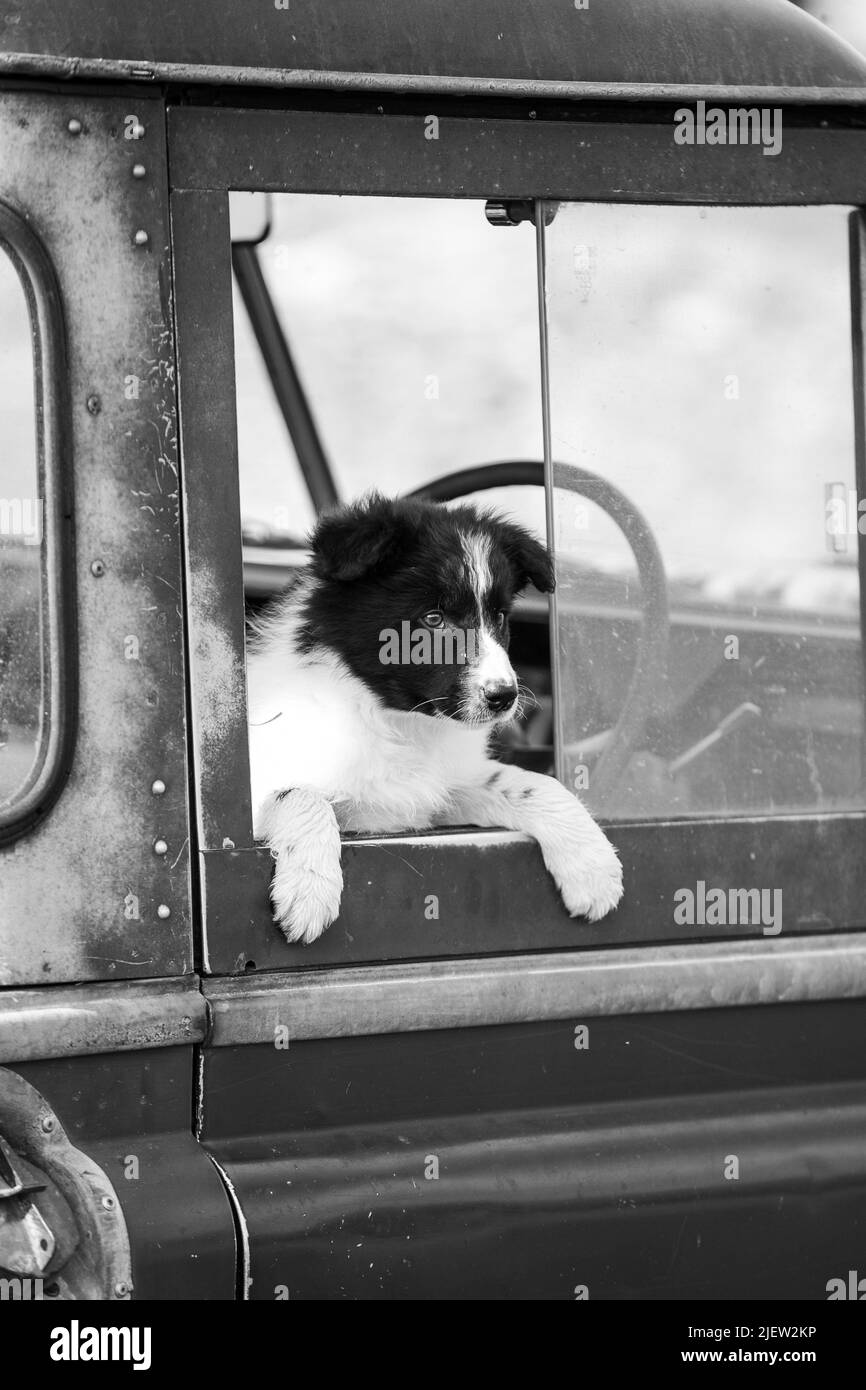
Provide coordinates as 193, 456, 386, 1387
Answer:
310, 494, 415, 581
499, 522, 556, 594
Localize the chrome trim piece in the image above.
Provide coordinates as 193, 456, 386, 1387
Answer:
2, 53, 866, 105
204, 934, 866, 1044
0, 977, 206, 1062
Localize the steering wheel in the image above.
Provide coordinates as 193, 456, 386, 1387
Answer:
409, 462, 669, 812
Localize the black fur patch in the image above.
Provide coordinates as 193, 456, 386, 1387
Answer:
291, 493, 553, 720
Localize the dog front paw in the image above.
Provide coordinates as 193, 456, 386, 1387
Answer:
270, 849, 343, 944
550, 833, 623, 923
257, 788, 344, 945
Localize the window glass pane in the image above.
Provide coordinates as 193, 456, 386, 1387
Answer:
0, 244, 41, 813
232, 193, 544, 539
233, 193, 554, 778
543, 203, 864, 820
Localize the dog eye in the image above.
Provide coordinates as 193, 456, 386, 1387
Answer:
421, 611, 445, 628
496, 611, 507, 629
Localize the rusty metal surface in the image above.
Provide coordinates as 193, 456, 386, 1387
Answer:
0, 1066, 132, 1298
0, 977, 206, 1063
15, 1049, 237, 1299
0, 92, 191, 985
1, 0, 866, 95
171, 106, 866, 205
204, 934, 866, 1043
171, 190, 252, 859
200, 810, 866, 973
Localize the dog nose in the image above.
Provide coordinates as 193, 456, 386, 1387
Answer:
482, 680, 518, 712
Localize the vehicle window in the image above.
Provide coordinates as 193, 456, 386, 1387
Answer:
232, 193, 544, 539
232, 193, 555, 772
175, 121, 866, 968
0, 241, 42, 814
542, 202, 863, 820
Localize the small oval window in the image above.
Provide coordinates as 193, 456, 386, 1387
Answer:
0, 206, 71, 832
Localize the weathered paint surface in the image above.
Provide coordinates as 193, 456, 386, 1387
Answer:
0, 0, 865, 92
204, 934, 866, 1043
198, 809, 866, 973
0, 1064, 133, 1298
172, 106, 866, 208
171, 191, 253, 856
199, 1000, 866, 1299
0, 93, 191, 984
0, 976, 206, 1062
14, 1049, 237, 1299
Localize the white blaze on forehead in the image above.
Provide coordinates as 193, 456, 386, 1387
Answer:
458, 530, 515, 692
476, 624, 516, 687
459, 530, 493, 610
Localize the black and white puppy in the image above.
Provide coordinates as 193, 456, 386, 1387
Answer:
247, 493, 623, 943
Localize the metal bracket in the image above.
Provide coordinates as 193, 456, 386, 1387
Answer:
0, 1068, 133, 1299
0, 1134, 58, 1275
484, 199, 559, 228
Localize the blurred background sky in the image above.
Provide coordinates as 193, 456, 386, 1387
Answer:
792, 0, 866, 54
228, 5, 866, 574
233, 194, 855, 603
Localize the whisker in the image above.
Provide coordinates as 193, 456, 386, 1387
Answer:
407, 696, 446, 715
516, 681, 539, 713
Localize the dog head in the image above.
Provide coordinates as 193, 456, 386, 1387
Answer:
298, 493, 554, 726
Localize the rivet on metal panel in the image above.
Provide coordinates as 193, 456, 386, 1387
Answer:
157, 905, 171, 920
131, 163, 146, 180
89, 559, 106, 578
86, 393, 101, 415
151, 779, 166, 796
153, 838, 168, 856
132, 229, 149, 248
66, 118, 82, 136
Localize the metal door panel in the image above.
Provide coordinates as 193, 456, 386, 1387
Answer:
0, 90, 191, 985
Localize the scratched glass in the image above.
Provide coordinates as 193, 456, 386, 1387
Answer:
541, 203, 865, 819
0, 244, 42, 812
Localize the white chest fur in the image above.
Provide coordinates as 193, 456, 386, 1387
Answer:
247, 643, 491, 835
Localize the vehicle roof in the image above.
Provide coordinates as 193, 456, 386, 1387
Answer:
2, 0, 866, 103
